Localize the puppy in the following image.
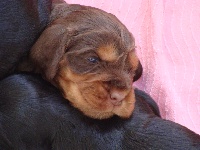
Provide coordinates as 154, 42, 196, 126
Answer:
0, 74, 200, 149
19, 2, 143, 119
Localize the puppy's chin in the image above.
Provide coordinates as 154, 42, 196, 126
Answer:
55, 69, 135, 119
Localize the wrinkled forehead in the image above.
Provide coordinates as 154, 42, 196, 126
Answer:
62, 6, 135, 61
67, 30, 135, 60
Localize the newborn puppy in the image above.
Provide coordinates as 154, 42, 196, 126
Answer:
19, 2, 143, 119
0, 74, 200, 149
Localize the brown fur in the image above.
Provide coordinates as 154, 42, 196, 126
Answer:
18, 2, 143, 119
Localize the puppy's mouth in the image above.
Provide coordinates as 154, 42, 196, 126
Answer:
82, 90, 134, 119
56, 74, 135, 119
85, 87, 135, 119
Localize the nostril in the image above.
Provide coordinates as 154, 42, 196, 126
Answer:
110, 92, 125, 102
110, 95, 117, 101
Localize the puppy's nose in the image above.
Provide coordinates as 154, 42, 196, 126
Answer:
110, 91, 125, 105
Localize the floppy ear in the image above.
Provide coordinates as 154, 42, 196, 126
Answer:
30, 22, 71, 81
133, 61, 143, 82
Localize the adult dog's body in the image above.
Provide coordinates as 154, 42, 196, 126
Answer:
0, 74, 200, 149
19, 2, 143, 119
0, 0, 51, 79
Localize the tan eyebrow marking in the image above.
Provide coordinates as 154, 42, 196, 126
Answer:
97, 44, 118, 62
128, 51, 139, 69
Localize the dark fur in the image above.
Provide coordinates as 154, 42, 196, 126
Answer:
0, 0, 51, 80
0, 74, 200, 150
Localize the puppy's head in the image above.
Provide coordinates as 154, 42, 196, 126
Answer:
29, 4, 142, 119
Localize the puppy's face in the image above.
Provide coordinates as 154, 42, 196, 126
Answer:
29, 4, 142, 119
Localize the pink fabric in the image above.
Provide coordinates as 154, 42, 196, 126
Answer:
66, 0, 200, 134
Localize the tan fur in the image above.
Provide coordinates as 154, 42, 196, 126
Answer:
97, 44, 118, 62
55, 65, 135, 119
18, 2, 143, 119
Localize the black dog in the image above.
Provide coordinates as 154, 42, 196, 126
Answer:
0, 0, 51, 79
0, 74, 200, 150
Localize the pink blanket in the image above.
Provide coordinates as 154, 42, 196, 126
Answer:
66, 0, 200, 134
